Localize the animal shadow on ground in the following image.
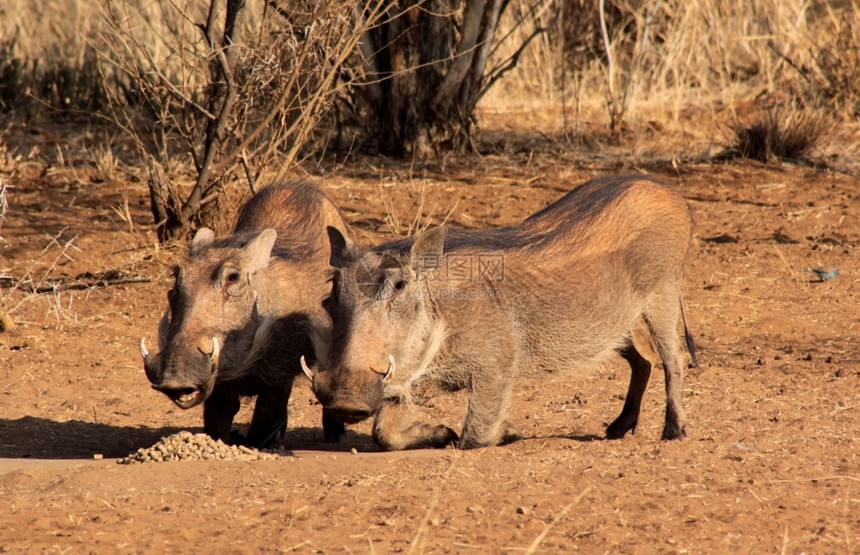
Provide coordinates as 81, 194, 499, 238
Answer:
523, 432, 605, 443
0, 416, 191, 459
0, 417, 380, 459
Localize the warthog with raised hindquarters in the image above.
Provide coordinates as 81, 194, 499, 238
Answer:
303, 175, 698, 451
141, 181, 348, 447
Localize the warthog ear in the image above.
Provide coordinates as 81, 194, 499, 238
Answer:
327, 226, 359, 268
191, 228, 215, 253
243, 228, 277, 274
410, 226, 447, 273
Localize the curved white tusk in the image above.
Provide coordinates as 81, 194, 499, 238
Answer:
209, 337, 220, 361
299, 355, 314, 380
140, 338, 149, 359
207, 337, 220, 376
383, 355, 395, 382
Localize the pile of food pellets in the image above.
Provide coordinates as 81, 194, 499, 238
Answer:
117, 431, 292, 464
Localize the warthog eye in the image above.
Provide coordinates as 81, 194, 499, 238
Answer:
393, 279, 406, 292
222, 268, 245, 296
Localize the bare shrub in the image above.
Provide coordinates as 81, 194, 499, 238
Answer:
598, 0, 659, 134
728, 107, 827, 162
98, 0, 386, 241
335, 1, 556, 158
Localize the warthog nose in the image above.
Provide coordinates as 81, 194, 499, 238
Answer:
324, 406, 373, 425
152, 384, 195, 395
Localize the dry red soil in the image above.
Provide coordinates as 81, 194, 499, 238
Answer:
0, 115, 858, 553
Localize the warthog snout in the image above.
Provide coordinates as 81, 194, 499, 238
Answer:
140, 336, 220, 409
302, 355, 389, 424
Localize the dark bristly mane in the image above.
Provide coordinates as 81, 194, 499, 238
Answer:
234, 181, 340, 261
378, 175, 660, 256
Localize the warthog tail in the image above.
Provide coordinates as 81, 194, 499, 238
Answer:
680, 297, 699, 368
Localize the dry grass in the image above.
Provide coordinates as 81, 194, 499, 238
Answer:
0, 0, 108, 114
380, 179, 460, 238
0, 0, 858, 199
484, 0, 860, 135
0, 229, 81, 323
2, 1, 857, 130
728, 106, 829, 162
0, 177, 7, 241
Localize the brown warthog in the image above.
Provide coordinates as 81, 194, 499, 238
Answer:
304, 175, 698, 450
142, 182, 347, 447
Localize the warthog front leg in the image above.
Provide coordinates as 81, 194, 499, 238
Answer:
203, 385, 241, 444
459, 373, 520, 449
244, 381, 293, 448
372, 401, 458, 451
323, 413, 346, 443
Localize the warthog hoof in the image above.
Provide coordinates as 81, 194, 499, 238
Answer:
660, 423, 687, 440
229, 429, 247, 446
605, 415, 638, 439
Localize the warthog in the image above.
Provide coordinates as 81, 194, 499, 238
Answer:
304, 175, 698, 450
142, 181, 347, 447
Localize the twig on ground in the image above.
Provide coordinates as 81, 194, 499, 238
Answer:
525, 483, 595, 554
0, 271, 150, 295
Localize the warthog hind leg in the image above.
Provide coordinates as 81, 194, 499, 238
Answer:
645, 303, 687, 440
606, 344, 653, 438
607, 322, 655, 439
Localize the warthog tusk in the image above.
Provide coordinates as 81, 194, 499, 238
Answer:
140, 338, 149, 359
370, 355, 395, 381
299, 355, 314, 380
208, 337, 220, 371
384, 355, 395, 382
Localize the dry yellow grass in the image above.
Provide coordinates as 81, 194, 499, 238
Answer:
2, 1, 857, 124
1, 1, 858, 178
483, 0, 860, 125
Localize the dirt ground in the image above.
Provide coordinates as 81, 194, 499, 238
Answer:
0, 110, 858, 553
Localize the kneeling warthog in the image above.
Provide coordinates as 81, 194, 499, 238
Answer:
304, 175, 697, 450
142, 182, 347, 447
